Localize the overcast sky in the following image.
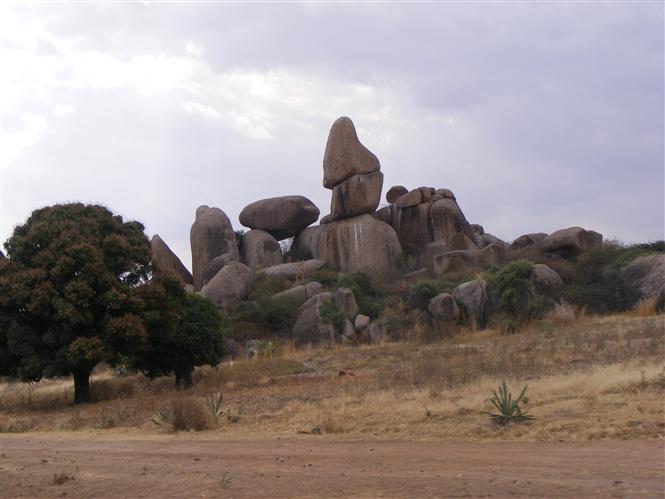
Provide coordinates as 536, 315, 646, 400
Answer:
1, 2, 663, 269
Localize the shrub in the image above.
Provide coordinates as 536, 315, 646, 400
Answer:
405, 279, 447, 310
482, 380, 533, 426
485, 260, 539, 332
337, 273, 386, 319
567, 240, 664, 313
171, 398, 210, 431
306, 268, 340, 288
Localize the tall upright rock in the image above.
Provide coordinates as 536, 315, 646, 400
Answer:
150, 235, 193, 285
190, 205, 239, 291
309, 117, 401, 273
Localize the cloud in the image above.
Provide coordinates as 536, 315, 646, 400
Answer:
0, 2, 662, 268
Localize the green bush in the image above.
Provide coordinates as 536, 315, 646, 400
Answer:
485, 260, 539, 332
567, 240, 664, 313
405, 279, 447, 310
337, 273, 385, 319
306, 267, 340, 289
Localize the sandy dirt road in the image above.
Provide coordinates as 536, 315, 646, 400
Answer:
0, 434, 663, 498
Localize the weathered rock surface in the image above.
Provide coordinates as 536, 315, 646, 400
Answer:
396, 189, 422, 208
433, 244, 507, 276
200, 262, 253, 312
354, 314, 370, 331
323, 117, 380, 189
191, 205, 239, 290
336, 288, 359, 319
529, 264, 564, 298
391, 203, 431, 255
150, 235, 193, 285
202, 254, 235, 287
541, 227, 603, 256
480, 233, 504, 247
342, 319, 357, 341
619, 254, 665, 304
427, 293, 460, 322
314, 215, 402, 273
386, 185, 408, 204
239, 229, 283, 270
260, 259, 325, 280
239, 196, 320, 240
470, 224, 484, 236
452, 280, 487, 328
369, 322, 387, 343
292, 292, 337, 344
273, 281, 323, 306
330, 170, 383, 220
655, 284, 665, 313
510, 233, 548, 251
373, 206, 393, 226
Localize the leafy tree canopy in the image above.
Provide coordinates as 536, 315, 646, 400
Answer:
0, 203, 153, 403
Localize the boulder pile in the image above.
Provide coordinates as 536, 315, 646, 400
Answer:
140, 116, 617, 344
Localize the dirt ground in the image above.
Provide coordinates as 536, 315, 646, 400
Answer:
1, 434, 663, 498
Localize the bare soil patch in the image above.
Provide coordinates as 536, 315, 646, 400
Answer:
1, 434, 663, 498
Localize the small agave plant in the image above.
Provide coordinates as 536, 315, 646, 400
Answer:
483, 380, 534, 426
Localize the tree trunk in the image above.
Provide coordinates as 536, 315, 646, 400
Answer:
73, 367, 94, 404
175, 368, 193, 389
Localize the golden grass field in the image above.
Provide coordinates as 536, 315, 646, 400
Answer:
1, 306, 663, 443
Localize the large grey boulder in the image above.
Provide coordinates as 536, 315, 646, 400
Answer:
619, 254, 665, 304
272, 281, 323, 306
433, 244, 507, 276
239, 229, 283, 270
510, 233, 547, 251
150, 235, 193, 285
336, 288, 359, 319
259, 259, 325, 280
452, 280, 487, 329
396, 189, 422, 208
190, 205, 239, 290
315, 214, 402, 273
391, 203, 431, 255
200, 262, 253, 313
427, 293, 460, 322
323, 117, 380, 189
202, 254, 235, 287
368, 322, 387, 343
429, 198, 480, 248
239, 195, 320, 240
386, 185, 408, 204
291, 226, 323, 260
527, 264, 565, 308
330, 170, 383, 220
541, 227, 603, 256
373, 206, 393, 226
655, 284, 665, 313
292, 292, 337, 344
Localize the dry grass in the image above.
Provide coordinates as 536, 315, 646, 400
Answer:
0, 313, 663, 442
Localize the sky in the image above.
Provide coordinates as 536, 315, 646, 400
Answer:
1, 2, 663, 269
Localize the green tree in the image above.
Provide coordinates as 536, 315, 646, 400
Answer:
131, 277, 225, 388
0, 203, 153, 404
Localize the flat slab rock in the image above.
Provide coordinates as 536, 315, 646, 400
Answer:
259, 259, 325, 279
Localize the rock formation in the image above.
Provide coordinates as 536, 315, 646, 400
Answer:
452, 280, 488, 329
541, 227, 602, 256
322, 117, 380, 189
386, 185, 408, 204
190, 205, 239, 290
303, 117, 402, 273
273, 281, 323, 306
239, 195, 320, 240
200, 262, 253, 312
427, 293, 460, 323
618, 254, 665, 304
150, 235, 193, 285
293, 215, 402, 274
259, 259, 325, 280
239, 229, 283, 270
